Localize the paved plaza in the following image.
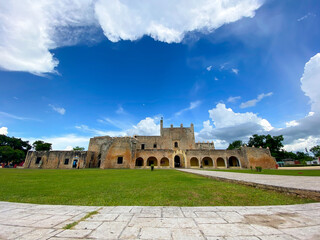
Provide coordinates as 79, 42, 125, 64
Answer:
0, 201, 319, 239
178, 169, 320, 192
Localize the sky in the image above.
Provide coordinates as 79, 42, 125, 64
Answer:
0, 0, 320, 151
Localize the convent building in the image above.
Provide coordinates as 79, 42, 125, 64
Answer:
24, 119, 277, 169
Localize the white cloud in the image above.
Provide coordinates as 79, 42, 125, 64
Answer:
197, 103, 273, 145
0, 0, 264, 74
0, 111, 39, 121
75, 125, 126, 137
26, 134, 90, 151
284, 136, 320, 153
227, 96, 241, 103
297, 12, 316, 22
285, 120, 299, 128
231, 68, 239, 74
65, 146, 73, 150
300, 53, 320, 112
197, 53, 320, 152
116, 106, 125, 114
206, 66, 212, 71
240, 92, 273, 108
0, 127, 8, 135
214, 77, 219, 81
49, 104, 66, 115
127, 117, 160, 136
175, 101, 201, 116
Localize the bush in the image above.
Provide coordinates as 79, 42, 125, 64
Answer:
255, 166, 262, 172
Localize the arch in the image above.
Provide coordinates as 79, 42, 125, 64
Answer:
147, 156, 158, 166
190, 157, 199, 167
135, 157, 144, 167
160, 157, 169, 167
216, 157, 226, 167
174, 155, 181, 168
202, 157, 213, 167
228, 156, 240, 167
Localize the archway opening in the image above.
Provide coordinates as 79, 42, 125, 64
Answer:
229, 156, 240, 167
135, 157, 144, 167
147, 156, 158, 166
160, 157, 169, 167
202, 157, 213, 167
217, 157, 225, 167
190, 157, 199, 167
174, 155, 181, 168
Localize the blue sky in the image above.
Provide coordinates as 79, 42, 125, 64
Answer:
0, 0, 320, 151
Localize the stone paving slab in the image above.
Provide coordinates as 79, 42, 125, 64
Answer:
177, 169, 320, 197
0, 201, 320, 239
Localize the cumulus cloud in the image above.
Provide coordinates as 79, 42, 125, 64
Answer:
49, 104, 66, 115
197, 53, 320, 152
0, 127, 8, 135
0, 0, 264, 74
197, 103, 273, 145
240, 92, 273, 108
175, 101, 201, 116
300, 53, 320, 112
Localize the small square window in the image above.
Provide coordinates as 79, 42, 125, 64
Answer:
117, 157, 123, 164
35, 157, 41, 164
64, 158, 69, 165
174, 142, 178, 148
141, 144, 145, 150
153, 143, 157, 148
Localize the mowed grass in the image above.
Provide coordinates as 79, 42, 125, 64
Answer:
209, 169, 320, 176
0, 169, 314, 206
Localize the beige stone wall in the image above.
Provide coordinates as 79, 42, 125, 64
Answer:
244, 146, 277, 169
24, 151, 94, 169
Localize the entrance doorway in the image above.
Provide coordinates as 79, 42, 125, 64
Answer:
72, 159, 78, 168
174, 155, 181, 168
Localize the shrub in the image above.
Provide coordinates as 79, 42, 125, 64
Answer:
255, 166, 262, 172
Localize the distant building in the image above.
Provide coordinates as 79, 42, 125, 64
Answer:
24, 119, 277, 169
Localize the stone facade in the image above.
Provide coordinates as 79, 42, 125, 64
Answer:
24, 119, 277, 169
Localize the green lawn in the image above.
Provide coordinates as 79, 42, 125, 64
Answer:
209, 169, 320, 176
0, 169, 314, 206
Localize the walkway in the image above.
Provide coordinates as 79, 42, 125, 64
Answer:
0, 201, 320, 239
178, 169, 320, 194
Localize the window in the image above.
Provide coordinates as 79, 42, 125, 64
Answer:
141, 144, 145, 150
64, 158, 69, 165
174, 142, 178, 148
153, 143, 157, 148
117, 156, 123, 164
35, 157, 41, 164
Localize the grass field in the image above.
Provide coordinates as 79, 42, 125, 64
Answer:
0, 169, 314, 206
209, 169, 320, 176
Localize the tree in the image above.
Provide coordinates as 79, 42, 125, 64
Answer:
73, 146, 85, 151
0, 135, 31, 164
32, 140, 52, 151
227, 140, 243, 150
248, 134, 284, 157
0, 135, 31, 154
295, 151, 313, 164
310, 145, 320, 157
0, 146, 25, 164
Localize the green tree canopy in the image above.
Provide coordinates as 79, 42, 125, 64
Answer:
310, 145, 320, 157
248, 134, 284, 156
0, 146, 25, 164
0, 135, 31, 154
227, 140, 243, 150
32, 140, 52, 151
73, 146, 85, 151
